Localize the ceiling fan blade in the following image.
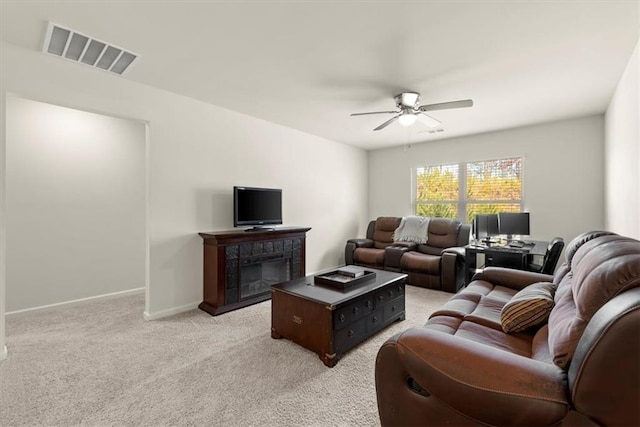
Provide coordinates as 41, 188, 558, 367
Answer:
417, 113, 441, 128
374, 115, 400, 131
418, 128, 445, 134
419, 99, 473, 112
351, 110, 399, 116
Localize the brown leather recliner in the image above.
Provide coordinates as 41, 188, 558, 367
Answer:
399, 218, 470, 292
345, 217, 401, 269
375, 230, 640, 426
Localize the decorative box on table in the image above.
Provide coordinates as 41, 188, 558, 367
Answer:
314, 267, 376, 289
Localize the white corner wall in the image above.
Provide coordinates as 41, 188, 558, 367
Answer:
5, 97, 146, 312
0, 90, 6, 360
368, 115, 605, 245
0, 41, 368, 328
605, 38, 639, 239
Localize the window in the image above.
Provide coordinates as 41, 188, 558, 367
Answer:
414, 157, 523, 223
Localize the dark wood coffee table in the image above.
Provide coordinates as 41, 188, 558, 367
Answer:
270, 267, 406, 367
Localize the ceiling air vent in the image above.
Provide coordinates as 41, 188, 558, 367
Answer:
42, 22, 139, 76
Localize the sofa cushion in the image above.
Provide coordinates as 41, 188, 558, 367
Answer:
548, 235, 640, 368
429, 281, 518, 321
400, 251, 440, 275
552, 230, 617, 285
372, 217, 401, 249
429, 292, 482, 319
425, 317, 534, 357
353, 247, 385, 267
466, 296, 512, 331
530, 325, 554, 363
427, 218, 460, 248
501, 282, 555, 333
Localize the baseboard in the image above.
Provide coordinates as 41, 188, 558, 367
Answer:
0, 346, 7, 361
143, 301, 199, 321
141, 267, 347, 321
6, 287, 145, 318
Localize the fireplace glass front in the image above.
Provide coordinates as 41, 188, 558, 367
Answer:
240, 259, 290, 300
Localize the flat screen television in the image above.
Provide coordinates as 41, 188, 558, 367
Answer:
233, 186, 283, 230
498, 212, 530, 240
473, 214, 499, 242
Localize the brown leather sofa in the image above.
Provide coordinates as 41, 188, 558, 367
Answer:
375, 230, 640, 426
345, 217, 470, 292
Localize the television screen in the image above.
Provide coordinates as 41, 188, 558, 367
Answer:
474, 214, 499, 240
498, 212, 530, 238
233, 186, 282, 228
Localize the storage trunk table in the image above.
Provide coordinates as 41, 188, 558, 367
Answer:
270, 267, 406, 367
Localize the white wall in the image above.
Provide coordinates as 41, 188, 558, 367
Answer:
1, 90, 6, 360
605, 39, 639, 239
5, 97, 146, 312
368, 115, 605, 244
0, 40, 368, 328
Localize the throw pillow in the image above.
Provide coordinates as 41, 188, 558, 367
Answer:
501, 282, 556, 333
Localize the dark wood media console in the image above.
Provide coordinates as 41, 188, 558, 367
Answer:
198, 227, 311, 316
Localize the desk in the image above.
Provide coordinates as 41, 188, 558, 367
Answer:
464, 240, 548, 285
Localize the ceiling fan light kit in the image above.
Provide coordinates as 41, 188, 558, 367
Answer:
351, 92, 473, 132
398, 113, 418, 126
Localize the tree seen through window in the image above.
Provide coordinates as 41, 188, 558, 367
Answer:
415, 157, 523, 223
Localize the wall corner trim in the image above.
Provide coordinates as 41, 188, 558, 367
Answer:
143, 302, 200, 321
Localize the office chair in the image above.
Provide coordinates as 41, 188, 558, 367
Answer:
530, 237, 565, 274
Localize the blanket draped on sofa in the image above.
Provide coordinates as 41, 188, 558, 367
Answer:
393, 216, 430, 244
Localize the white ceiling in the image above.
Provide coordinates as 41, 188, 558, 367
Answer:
1, 1, 638, 150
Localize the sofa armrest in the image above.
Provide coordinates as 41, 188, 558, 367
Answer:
440, 250, 464, 293
472, 266, 554, 291
441, 246, 465, 258
457, 223, 472, 247
384, 245, 414, 271
347, 238, 373, 248
395, 327, 569, 426
345, 238, 373, 265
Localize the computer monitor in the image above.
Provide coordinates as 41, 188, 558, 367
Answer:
473, 214, 499, 242
498, 212, 530, 240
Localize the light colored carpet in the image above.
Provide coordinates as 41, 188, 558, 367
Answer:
0, 285, 451, 427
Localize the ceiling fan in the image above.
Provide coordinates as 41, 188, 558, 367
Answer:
351, 92, 473, 131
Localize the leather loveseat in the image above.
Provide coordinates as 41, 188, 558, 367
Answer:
345, 216, 470, 292
375, 230, 640, 426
